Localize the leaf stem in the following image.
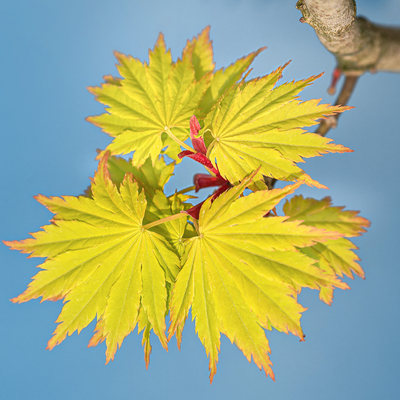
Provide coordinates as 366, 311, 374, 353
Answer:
205, 139, 216, 159
189, 216, 200, 234
164, 126, 196, 153
173, 185, 196, 195
142, 212, 187, 230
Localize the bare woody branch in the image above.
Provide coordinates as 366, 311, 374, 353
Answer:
266, 1, 399, 186
296, 0, 400, 137
316, 75, 359, 136
296, 0, 400, 74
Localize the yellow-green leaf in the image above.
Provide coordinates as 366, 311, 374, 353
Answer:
182, 26, 215, 81
88, 34, 208, 165
198, 47, 264, 117
137, 306, 153, 368
6, 155, 180, 362
283, 195, 369, 236
170, 176, 347, 381
301, 238, 364, 280
284, 195, 369, 304
107, 155, 174, 194
204, 67, 350, 185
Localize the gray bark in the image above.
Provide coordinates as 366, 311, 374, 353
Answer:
296, 0, 400, 74
267, 0, 400, 186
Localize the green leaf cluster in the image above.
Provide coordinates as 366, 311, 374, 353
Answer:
5, 28, 369, 382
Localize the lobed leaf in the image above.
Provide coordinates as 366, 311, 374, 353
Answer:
204, 67, 351, 185
284, 195, 369, 303
88, 34, 208, 165
170, 176, 348, 381
6, 155, 185, 362
283, 195, 369, 237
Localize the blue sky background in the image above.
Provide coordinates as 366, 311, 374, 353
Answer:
1, 1, 399, 399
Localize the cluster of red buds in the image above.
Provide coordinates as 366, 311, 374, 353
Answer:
178, 116, 231, 219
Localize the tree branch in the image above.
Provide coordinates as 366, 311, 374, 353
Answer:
297, 0, 400, 136
316, 75, 359, 136
266, 1, 399, 189
296, 0, 400, 74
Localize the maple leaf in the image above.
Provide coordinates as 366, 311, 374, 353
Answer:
203, 64, 351, 186
169, 174, 348, 381
87, 27, 267, 166
283, 195, 369, 303
283, 195, 369, 237
5, 154, 188, 363
93, 154, 192, 252
87, 34, 209, 165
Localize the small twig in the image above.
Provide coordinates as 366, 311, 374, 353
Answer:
316, 75, 359, 137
